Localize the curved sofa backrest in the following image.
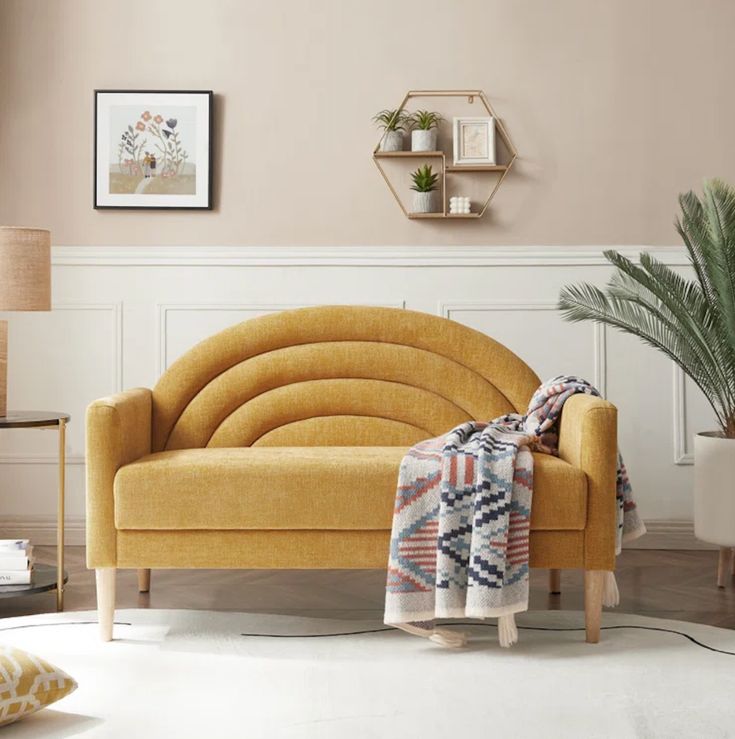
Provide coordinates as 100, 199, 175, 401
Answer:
152, 306, 540, 451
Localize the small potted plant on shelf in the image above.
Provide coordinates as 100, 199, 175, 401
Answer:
408, 110, 443, 152
558, 179, 735, 586
410, 163, 439, 213
373, 108, 408, 152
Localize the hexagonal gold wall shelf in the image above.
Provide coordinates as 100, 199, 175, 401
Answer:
373, 89, 517, 219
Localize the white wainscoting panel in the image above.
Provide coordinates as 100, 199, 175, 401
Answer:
158, 304, 307, 375
673, 366, 717, 466
440, 301, 607, 396
0, 245, 708, 548
158, 301, 406, 373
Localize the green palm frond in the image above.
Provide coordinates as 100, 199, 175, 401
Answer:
559, 179, 735, 437
559, 283, 728, 429
677, 190, 716, 302
604, 251, 735, 408
700, 180, 735, 354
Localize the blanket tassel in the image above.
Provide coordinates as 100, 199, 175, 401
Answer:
395, 623, 467, 648
429, 628, 467, 649
602, 571, 620, 608
498, 614, 518, 648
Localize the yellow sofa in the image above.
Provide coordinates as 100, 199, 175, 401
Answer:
86, 306, 618, 642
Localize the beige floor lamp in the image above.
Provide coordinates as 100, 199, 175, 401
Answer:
0, 228, 51, 418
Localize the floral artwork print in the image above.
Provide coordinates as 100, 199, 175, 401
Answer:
95, 91, 212, 209
109, 107, 196, 195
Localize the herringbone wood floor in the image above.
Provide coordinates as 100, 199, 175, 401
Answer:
1, 547, 733, 628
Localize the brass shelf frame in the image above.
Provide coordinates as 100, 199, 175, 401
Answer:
372, 89, 517, 219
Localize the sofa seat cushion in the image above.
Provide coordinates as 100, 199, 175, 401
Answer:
114, 447, 587, 531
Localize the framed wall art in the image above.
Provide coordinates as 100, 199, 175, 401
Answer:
94, 89, 213, 209
452, 116, 496, 166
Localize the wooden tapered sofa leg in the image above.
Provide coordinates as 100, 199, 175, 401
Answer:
96, 568, 116, 642
549, 569, 561, 594
138, 568, 151, 593
584, 570, 604, 644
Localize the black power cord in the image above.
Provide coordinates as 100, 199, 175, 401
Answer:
0, 621, 132, 632
239, 622, 735, 656
0, 620, 731, 657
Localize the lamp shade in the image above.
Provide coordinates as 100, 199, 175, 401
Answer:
0, 227, 51, 311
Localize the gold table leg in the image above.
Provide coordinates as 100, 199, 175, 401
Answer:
57, 419, 65, 611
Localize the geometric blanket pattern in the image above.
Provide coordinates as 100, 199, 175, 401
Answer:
384, 375, 646, 646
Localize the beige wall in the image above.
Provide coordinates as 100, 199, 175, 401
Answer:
1, 0, 734, 246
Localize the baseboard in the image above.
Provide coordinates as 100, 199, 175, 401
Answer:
624, 520, 717, 550
0, 516, 713, 551
0, 516, 86, 547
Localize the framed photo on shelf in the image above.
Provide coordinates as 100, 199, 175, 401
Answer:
94, 89, 213, 209
452, 116, 496, 166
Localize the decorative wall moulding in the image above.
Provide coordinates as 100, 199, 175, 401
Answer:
372, 90, 517, 220
50, 245, 690, 268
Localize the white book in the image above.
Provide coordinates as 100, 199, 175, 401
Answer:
0, 569, 32, 585
0, 540, 30, 551
0, 556, 32, 570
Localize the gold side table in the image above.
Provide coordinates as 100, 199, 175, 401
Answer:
0, 412, 69, 611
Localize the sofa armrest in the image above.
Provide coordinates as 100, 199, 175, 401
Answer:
86, 388, 152, 568
557, 394, 618, 570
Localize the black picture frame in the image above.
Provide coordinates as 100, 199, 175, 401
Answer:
94, 89, 213, 210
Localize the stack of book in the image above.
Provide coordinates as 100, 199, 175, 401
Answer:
0, 540, 33, 585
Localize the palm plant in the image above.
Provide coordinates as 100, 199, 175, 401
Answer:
372, 108, 409, 131
410, 164, 439, 192
559, 179, 735, 438
408, 110, 443, 130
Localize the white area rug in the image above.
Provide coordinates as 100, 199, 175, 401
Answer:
0, 609, 733, 738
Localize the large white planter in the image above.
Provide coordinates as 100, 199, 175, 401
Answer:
379, 131, 403, 152
411, 129, 437, 152
694, 432, 735, 546
412, 190, 438, 214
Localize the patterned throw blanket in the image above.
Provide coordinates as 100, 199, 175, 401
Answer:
384, 376, 646, 648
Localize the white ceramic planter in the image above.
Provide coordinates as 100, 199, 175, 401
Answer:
694, 432, 735, 546
412, 190, 438, 214
411, 129, 437, 152
380, 130, 403, 152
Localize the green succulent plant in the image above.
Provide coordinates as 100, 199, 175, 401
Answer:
410, 164, 439, 193
372, 108, 409, 132
409, 110, 443, 130
559, 178, 735, 438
